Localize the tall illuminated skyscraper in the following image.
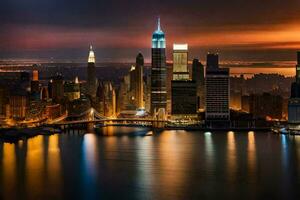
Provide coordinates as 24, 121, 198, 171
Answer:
173, 44, 189, 80
171, 44, 197, 118
87, 45, 97, 98
151, 18, 167, 114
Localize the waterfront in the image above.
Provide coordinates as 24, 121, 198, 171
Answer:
1, 127, 300, 199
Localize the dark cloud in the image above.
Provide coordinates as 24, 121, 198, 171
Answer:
1, 0, 300, 61
1, 0, 300, 27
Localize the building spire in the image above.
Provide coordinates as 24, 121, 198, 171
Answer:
157, 17, 161, 31
88, 45, 95, 63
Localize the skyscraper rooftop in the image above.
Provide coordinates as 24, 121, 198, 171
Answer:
88, 45, 95, 63
152, 18, 166, 49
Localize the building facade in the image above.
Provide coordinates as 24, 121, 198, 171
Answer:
206, 53, 219, 69
288, 98, 300, 123
288, 52, 300, 124
171, 80, 197, 117
172, 44, 189, 80
51, 73, 64, 103
64, 77, 80, 101
171, 43, 197, 118
128, 53, 145, 109
205, 53, 230, 121
45, 104, 62, 120
247, 93, 283, 120
30, 70, 40, 100
9, 95, 27, 120
192, 59, 205, 110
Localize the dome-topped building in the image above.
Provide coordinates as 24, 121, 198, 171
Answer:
152, 18, 166, 49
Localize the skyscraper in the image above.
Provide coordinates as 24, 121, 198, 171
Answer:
135, 53, 144, 109
95, 81, 105, 115
117, 55, 144, 113
51, 73, 64, 103
145, 74, 151, 112
33, 70, 39, 81
288, 52, 300, 124
206, 53, 219, 69
171, 80, 197, 117
205, 53, 230, 121
192, 59, 205, 110
172, 44, 189, 80
291, 51, 300, 98
151, 18, 167, 114
171, 43, 197, 118
297, 51, 300, 81
103, 82, 116, 118
64, 77, 80, 101
31, 70, 40, 100
87, 45, 97, 98
118, 72, 134, 111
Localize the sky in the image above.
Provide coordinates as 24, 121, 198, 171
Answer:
1, 0, 300, 63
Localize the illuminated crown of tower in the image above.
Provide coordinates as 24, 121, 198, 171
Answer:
152, 17, 166, 48
88, 45, 95, 63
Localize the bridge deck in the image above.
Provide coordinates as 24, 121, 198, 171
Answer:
53, 118, 168, 126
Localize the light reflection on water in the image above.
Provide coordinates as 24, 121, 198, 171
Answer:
281, 135, 289, 169
294, 136, 300, 173
136, 135, 154, 199
0, 128, 300, 200
82, 134, 98, 199
26, 136, 43, 200
204, 131, 214, 173
2, 143, 16, 200
227, 131, 236, 182
83, 134, 97, 177
247, 131, 256, 182
47, 135, 62, 197
158, 131, 191, 199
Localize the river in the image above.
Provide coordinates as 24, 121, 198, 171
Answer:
0, 127, 300, 199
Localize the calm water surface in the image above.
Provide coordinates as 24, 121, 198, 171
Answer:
0, 127, 300, 200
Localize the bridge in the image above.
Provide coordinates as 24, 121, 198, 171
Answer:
47, 108, 167, 129
54, 118, 168, 125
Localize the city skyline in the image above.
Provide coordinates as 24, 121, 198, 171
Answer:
1, 0, 300, 62
2, 2, 300, 200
